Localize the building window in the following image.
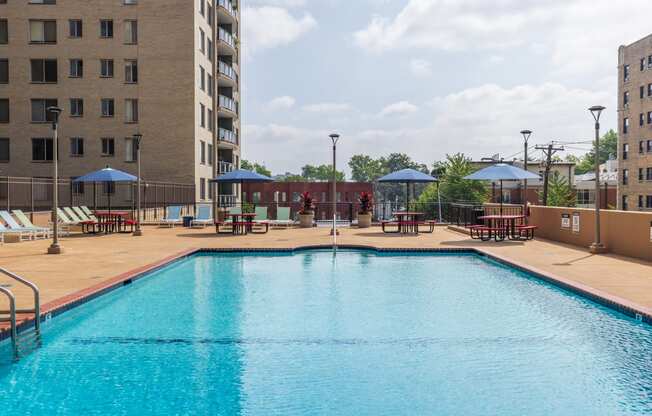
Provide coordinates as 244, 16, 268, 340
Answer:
124, 20, 137, 44
200, 103, 205, 127
29, 20, 57, 43
207, 74, 213, 96
103, 182, 115, 195
200, 178, 206, 200
200, 66, 205, 90
648, 84, 652, 97
125, 137, 137, 162
207, 39, 213, 62
641, 58, 646, 71
639, 113, 644, 126
70, 137, 84, 156
0, 99, 8, 123
640, 85, 645, 99
69, 59, 83, 77
640, 168, 644, 181
639, 195, 644, 208
208, 143, 213, 165
0, 20, 7, 45
101, 138, 115, 156
648, 112, 652, 124
199, 0, 205, 16
200, 141, 206, 164
623, 118, 629, 134
648, 140, 652, 152
70, 98, 83, 117
31, 59, 58, 83
100, 20, 113, 38
72, 180, 85, 195
622, 195, 628, 211
31, 99, 57, 122
69, 19, 82, 38
31, 138, 53, 161
101, 98, 115, 117
623, 91, 629, 106
124, 0, 138, 4
648, 167, 652, 181
640, 141, 645, 154
125, 99, 138, 122
125, 60, 138, 83
622, 143, 629, 160
28, 0, 57, 3
647, 195, 652, 209
100, 59, 114, 77
208, 4, 213, 26
207, 109, 213, 131
0, 138, 8, 162
199, 29, 205, 53
622, 168, 629, 185
624, 64, 630, 82
0, 59, 7, 83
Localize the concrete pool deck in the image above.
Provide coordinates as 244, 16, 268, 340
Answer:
1, 225, 652, 332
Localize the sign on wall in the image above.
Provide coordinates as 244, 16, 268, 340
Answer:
561, 214, 570, 229
572, 212, 580, 233
650, 221, 652, 242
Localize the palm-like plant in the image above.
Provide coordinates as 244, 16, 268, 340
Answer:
358, 192, 373, 214
299, 192, 315, 214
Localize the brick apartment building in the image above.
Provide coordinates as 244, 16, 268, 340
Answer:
0, 0, 241, 204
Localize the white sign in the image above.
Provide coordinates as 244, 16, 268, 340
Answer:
561, 214, 570, 229
572, 213, 580, 233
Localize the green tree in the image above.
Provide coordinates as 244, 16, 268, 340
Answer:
380, 153, 428, 173
539, 171, 576, 207
418, 153, 489, 204
349, 155, 385, 182
570, 129, 617, 174
240, 160, 271, 177
300, 164, 345, 182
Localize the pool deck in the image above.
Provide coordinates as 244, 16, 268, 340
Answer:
2, 225, 652, 332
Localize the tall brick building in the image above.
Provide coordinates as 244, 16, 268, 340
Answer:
0, 0, 241, 203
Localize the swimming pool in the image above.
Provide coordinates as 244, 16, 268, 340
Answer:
1, 250, 652, 415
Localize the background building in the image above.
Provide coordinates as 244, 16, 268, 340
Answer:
574, 159, 618, 209
0, 0, 241, 204
618, 34, 652, 211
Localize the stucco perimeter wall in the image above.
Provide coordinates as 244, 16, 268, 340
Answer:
529, 206, 652, 262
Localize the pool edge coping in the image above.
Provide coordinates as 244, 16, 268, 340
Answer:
2, 244, 651, 342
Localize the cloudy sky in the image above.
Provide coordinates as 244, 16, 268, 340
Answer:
241, 0, 650, 176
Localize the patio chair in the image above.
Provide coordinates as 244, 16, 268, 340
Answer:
53, 208, 76, 236
160, 205, 183, 228
0, 211, 41, 240
0, 220, 35, 242
11, 210, 52, 239
253, 206, 268, 223
191, 205, 213, 228
270, 207, 294, 228
68, 207, 102, 233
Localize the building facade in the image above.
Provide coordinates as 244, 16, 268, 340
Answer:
618, 35, 652, 211
0, 0, 241, 203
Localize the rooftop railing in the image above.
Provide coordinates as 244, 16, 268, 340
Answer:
218, 128, 238, 145
218, 161, 234, 174
218, 27, 236, 49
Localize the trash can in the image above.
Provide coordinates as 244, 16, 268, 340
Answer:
182, 216, 194, 227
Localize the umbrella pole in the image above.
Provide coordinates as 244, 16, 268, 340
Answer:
405, 183, 409, 211
500, 180, 503, 216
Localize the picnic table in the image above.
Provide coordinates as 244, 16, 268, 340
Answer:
381, 212, 436, 234
473, 215, 536, 241
93, 211, 134, 234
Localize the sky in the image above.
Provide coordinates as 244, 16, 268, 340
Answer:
240, 0, 652, 176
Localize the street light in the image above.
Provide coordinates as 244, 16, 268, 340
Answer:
589, 105, 606, 254
520, 129, 532, 219
329, 133, 340, 236
132, 133, 143, 236
46, 106, 63, 255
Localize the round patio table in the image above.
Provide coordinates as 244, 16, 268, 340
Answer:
229, 213, 257, 235
392, 211, 424, 234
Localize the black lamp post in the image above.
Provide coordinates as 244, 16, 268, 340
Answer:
133, 133, 143, 236
520, 129, 532, 218
589, 105, 606, 254
47, 106, 63, 255
329, 133, 340, 236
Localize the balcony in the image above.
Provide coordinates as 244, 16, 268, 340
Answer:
218, 194, 237, 207
218, 95, 237, 115
217, 0, 237, 22
218, 27, 236, 50
219, 128, 238, 145
218, 61, 237, 86
218, 160, 234, 174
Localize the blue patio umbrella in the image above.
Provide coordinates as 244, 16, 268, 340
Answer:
464, 163, 539, 214
209, 169, 273, 206
74, 166, 137, 214
378, 168, 437, 211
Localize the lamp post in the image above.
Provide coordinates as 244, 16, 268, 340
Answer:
329, 133, 340, 236
520, 129, 532, 220
589, 105, 606, 254
132, 133, 143, 236
47, 106, 63, 255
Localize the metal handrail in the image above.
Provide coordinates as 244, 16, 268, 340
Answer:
0, 286, 17, 356
0, 268, 40, 331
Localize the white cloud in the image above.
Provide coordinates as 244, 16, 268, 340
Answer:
378, 101, 419, 117
243, 6, 317, 57
266, 96, 296, 111
409, 59, 432, 77
302, 102, 353, 113
245, 0, 306, 7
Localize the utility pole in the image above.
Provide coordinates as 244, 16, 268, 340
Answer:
535, 143, 565, 206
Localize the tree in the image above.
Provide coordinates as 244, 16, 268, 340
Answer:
300, 164, 345, 182
539, 171, 576, 207
240, 160, 271, 177
569, 129, 617, 174
380, 153, 428, 173
349, 155, 385, 182
418, 153, 489, 204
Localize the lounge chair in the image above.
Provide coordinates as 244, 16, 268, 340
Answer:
69, 207, 103, 233
53, 208, 76, 235
73, 206, 98, 222
191, 205, 213, 228
160, 205, 182, 228
253, 206, 268, 224
80, 206, 95, 218
11, 210, 52, 239
270, 207, 294, 228
0, 221, 35, 242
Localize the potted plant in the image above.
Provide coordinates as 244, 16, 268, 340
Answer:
298, 192, 315, 228
357, 192, 373, 228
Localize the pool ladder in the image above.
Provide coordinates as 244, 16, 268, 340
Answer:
0, 268, 41, 360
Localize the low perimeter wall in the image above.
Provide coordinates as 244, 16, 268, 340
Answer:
529, 206, 652, 262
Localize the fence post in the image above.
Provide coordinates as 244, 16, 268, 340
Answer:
69, 180, 73, 207
5, 176, 9, 211
30, 177, 35, 215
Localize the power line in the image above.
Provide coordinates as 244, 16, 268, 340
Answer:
535, 143, 565, 205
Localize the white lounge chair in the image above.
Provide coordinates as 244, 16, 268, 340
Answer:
160, 205, 183, 228
253, 206, 268, 224
270, 207, 294, 228
8, 210, 51, 239
191, 205, 213, 228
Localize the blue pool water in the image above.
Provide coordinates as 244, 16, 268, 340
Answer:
1, 250, 652, 415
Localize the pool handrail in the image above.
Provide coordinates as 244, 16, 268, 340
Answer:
0, 268, 40, 332
0, 286, 17, 357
